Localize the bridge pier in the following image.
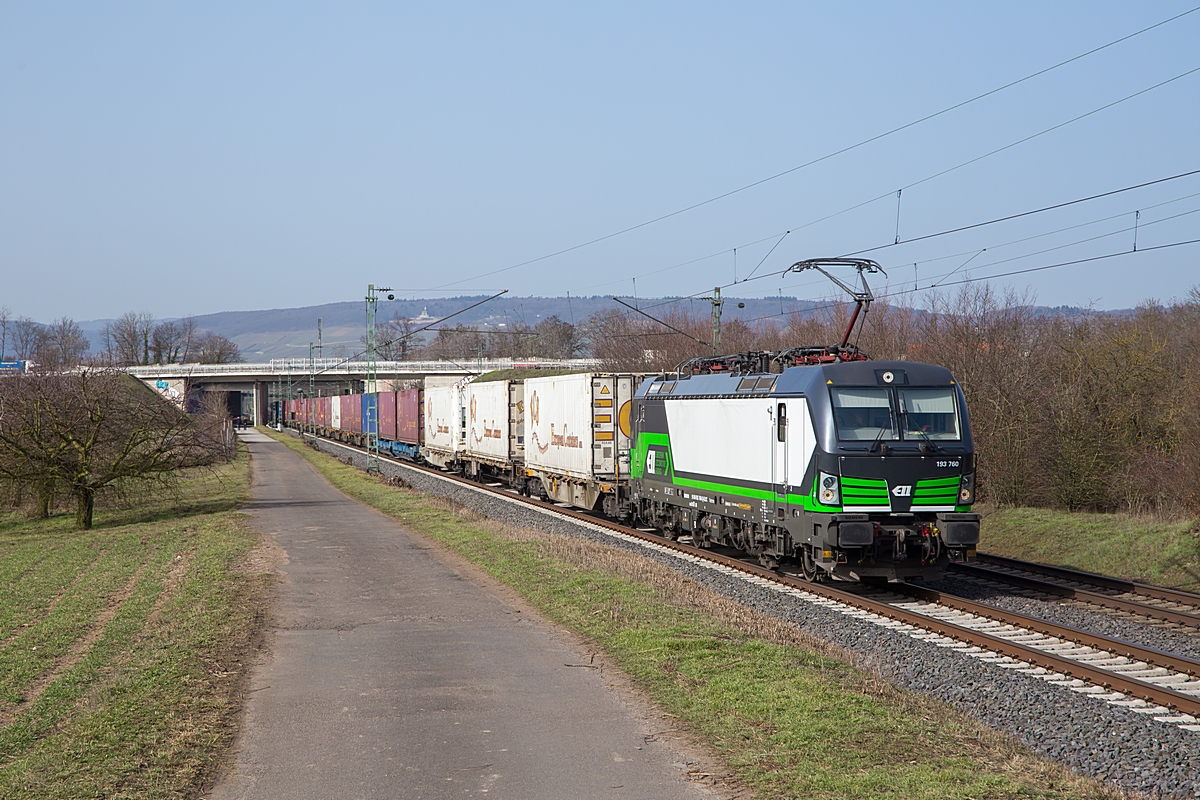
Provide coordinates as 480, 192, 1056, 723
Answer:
253, 381, 269, 426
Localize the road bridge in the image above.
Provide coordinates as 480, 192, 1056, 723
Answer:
126, 359, 601, 424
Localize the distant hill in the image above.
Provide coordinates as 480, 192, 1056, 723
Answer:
119, 295, 814, 360
71, 295, 1135, 360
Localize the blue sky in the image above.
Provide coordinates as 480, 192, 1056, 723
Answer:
3, 2, 1198, 322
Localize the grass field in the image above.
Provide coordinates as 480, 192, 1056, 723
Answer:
979, 506, 1200, 593
0, 447, 266, 799
266, 429, 1118, 800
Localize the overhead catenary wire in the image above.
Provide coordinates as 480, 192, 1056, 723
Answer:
597, 168, 1200, 327
932, 250, 987, 288
309, 290, 509, 378
611, 296, 712, 348
924, 205, 1200, 283
844, 164, 1200, 259
578, 158, 1200, 296
724, 238, 1200, 330
425, 8, 1200, 292
568, 194, 1200, 341
757, 65, 1200, 266
742, 230, 791, 283
607, 200, 1200, 337
916, 238, 1200, 293
608, 240, 1200, 349
862, 187, 1200, 271
735, 205, 1200, 322
776, 199, 1200, 298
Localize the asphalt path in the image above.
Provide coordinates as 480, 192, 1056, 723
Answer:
207, 430, 721, 800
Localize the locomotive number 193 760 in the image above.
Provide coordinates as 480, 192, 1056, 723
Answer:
936, 460, 960, 468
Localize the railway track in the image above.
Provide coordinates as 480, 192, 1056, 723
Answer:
301, 432, 1200, 730
949, 554, 1200, 630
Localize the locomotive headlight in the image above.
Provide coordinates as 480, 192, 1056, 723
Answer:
819, 472, 839, 505
959, 473, 975, 505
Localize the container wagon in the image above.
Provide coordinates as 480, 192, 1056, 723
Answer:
461, 379, 525, 482
521, 373, 641, 514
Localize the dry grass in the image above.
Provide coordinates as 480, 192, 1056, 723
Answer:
0, 445, 266, 800
979, 504, 1200, 592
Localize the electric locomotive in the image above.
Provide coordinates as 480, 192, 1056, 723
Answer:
627, 258, 979, 581
628, 359, 980, 581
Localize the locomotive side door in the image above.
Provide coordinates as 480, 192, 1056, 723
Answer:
772, 402, 788, 518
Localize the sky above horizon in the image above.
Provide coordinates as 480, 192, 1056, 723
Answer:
3, 3, 1199, 324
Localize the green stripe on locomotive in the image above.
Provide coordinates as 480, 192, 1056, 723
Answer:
633, 427, 843, 512
632, 429, 972, 514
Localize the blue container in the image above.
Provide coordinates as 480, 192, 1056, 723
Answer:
361, 393, 378, 436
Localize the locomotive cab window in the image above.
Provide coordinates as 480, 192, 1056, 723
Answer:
832, 386, 963, 443
777, 403, 787, 442
831, 388, 896, 441
897, 387, 961, 440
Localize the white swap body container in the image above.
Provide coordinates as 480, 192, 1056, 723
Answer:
463, 380, 524, 465
330, 394, 342, 429
524, 373, 640, 481
423, 383, 465, 462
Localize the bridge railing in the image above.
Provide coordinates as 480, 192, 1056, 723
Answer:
123, 358, 602, 379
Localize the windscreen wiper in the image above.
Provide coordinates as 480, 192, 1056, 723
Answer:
869, 410, 894, 453
901, 410, 939, 452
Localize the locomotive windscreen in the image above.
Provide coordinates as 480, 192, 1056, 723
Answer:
897, 387, 961, 440
831, 388, 896, 441
832, 386, 962, 442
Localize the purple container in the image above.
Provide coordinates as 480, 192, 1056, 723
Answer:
397, 388, 423, 445
379, 391, 398, 441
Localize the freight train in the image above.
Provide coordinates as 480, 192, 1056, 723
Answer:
282, 359, 980, 582
282, 259, 981, 582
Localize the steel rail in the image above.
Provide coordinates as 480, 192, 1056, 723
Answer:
976, 553, 1200, 607
951, 562, 1200, 629
296, 430, 1200, 717
894, 583, 1200, 676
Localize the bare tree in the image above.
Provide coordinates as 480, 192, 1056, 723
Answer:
12, 317, 46, 361
485, 321, 535, 359
531, 315, 585, 359
36, 317, 91, 370
150, 318, 199, 364
422, 324, 485, 361
177, 317, 199, 362
194, 331, 242, 364
363, 313, 417, 360
0, 370, 232, 528
103, 312, 155, 366
588, 306, 715, 372
0, 306, 11, 360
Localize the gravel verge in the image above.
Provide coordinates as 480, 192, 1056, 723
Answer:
294, 432, 1200, 798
